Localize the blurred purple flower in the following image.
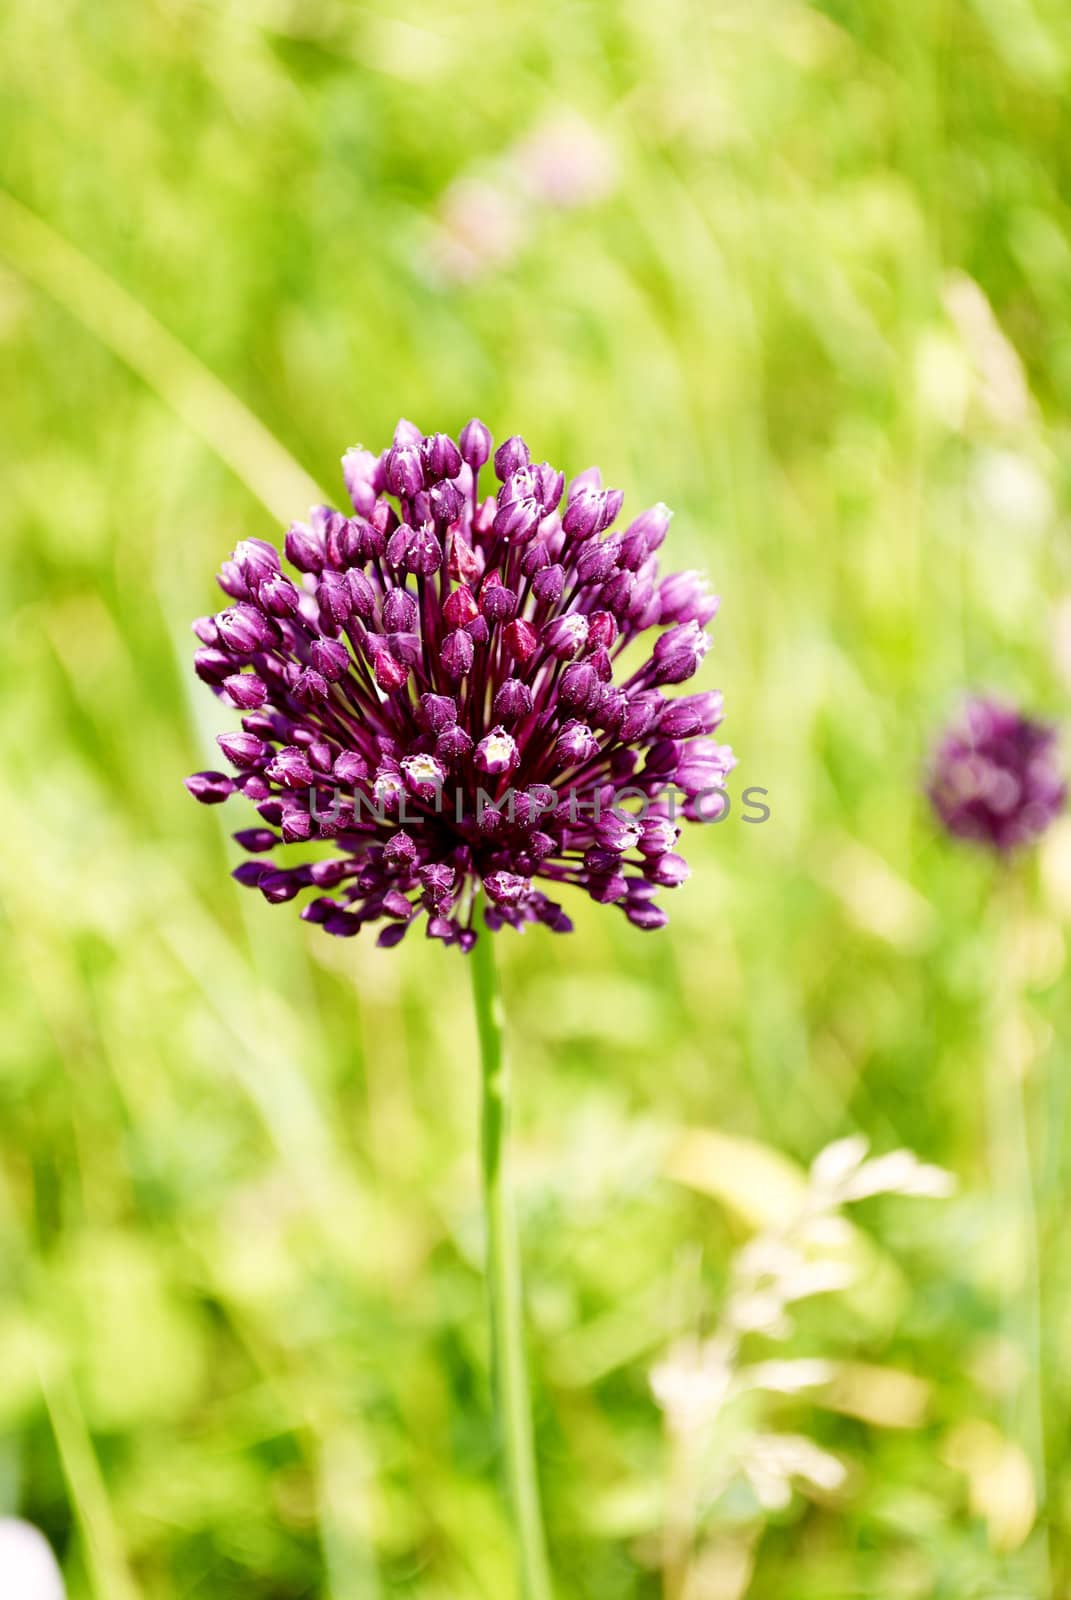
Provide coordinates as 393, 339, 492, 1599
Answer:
187, 419, 732, 949
928, 697, 1065, 854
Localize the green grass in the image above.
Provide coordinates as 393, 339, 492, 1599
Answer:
2, 0, 1071, 1595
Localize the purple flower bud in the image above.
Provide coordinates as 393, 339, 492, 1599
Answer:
344, 517, 385, 562
643, 738, 681, 780
493, 679, 534, 720
561, 485, 602, 540
657, 570, 719, 627
265, 745, 315, 789
385, 442, 424, 498
620, 691, 662, 741
317, 571, 353, 628
675, 740, 736, 796
646, 851, 690, 886
436, 725, 474, 765
387, 523, 442, 576
294, 668, 330, 704
627, 900, 668, 931
217, 559, 250, 600
421, 432, 463, 482
555, 720, 599, 768
521, 541, 552, 578
336, 573, 369, 627
559, 661, 599, 709
185, 770, 235, 804
484, 870, 531, 906
333, 750, 369, 784
459, 418, 492, 471
441, 628, 475, 681
504, 618, 539, 663
479, 577, 518, 622
421, 861, 457, 905
223, 673, 268, 709
216, 603, 275, 655
280, 807, 313, 844
494, 436, 530, 482
194, 647, 235, 684
532, 462, 565, 510
659, 691, 724, 738
532, 564, 565, 605
285, 521, 325, 573
604, 489, 624, 524
341, 447, 381, 516
638, 815, 679, 857
385, 831, 419, 871
652, 620, 712, 685
309, 638, 350, 682
419, 693, 458, 733
258, 573, 301, 617
442, 586, 479, 629
240, 710, 275, 738
493, 494, 542, 543
382, 588, 418, 632
599, 570, 634, 617
386, 631, 422, 669
630, 582, 662, 632
616, 530, 646, 570
233, 538, 280, 588
217, 730, 268, 768
475, 726, 520, 776
576, 536, 621, 585
592, 685, 627, 731
562, 485, 621, 539
542, 613, 589, 658
626, 502, 672, 553
234, 827, 278, 853
429, 480, 464, 524
587, 611, 618, 652
373, 651, 410, 693
595, 811, 642, 853
193, 615, 218, 645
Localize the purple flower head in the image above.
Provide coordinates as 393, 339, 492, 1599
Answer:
928, 697, 1065, 854
186, 421, 730, 947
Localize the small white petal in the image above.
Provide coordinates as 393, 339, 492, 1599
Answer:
0, 1521, 65, 1600
810, 1135, 869, 1194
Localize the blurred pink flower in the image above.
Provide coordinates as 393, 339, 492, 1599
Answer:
511, 112, 617, 210
426, 177, 526, 283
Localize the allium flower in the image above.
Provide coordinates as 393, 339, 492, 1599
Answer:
186, 419, 733, 949
928, 697, 1065, 853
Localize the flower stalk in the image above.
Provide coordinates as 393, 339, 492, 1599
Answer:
470, 898, 553, 1600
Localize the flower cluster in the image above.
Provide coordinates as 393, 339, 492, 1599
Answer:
928, 697, 1065, 854
186, 419, 733, 949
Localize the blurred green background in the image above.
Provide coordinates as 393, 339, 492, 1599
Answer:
2, 0, 1071, 1595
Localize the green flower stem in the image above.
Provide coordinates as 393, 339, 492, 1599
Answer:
987, 870, 1050, 1588
470, 901, 554, 1600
